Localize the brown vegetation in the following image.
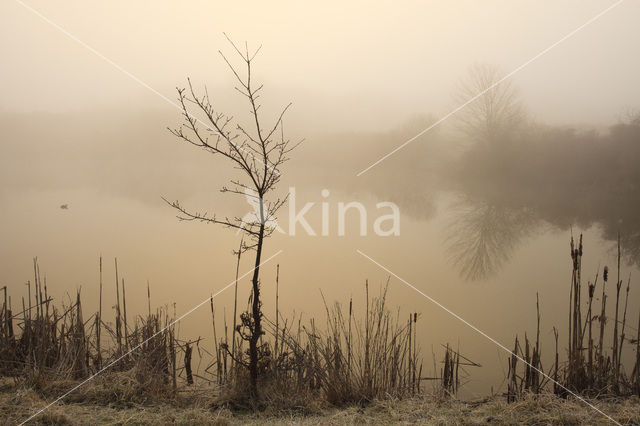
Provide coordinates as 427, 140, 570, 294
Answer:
506, 235, 640, 401
1, 235, 639, 423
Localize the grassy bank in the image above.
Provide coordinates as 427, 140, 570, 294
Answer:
2, 381, 639, 425
2, 236, 640, 424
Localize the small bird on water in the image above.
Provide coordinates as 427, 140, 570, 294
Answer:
60, 204, 68, 210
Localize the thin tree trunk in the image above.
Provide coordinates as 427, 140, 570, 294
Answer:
248, 224, 265, 397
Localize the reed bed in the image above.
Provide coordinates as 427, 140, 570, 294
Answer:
213, 280, 434, 408
1, 258, 439, 412
2, 233, 639, 418
0, 258, 195, 403
506, 234, 640, 401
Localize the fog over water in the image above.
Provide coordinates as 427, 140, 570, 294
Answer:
1, 0, 640, 396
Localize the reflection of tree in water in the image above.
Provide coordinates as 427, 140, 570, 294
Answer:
447, 65, 640, 274
445, 197, 539, 281
623, 232, 640, 267
602, 222, 640, 269
444, 63, 536, 280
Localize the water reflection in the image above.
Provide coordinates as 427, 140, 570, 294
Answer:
444, 196, 539, 281
440, 113, 640, 280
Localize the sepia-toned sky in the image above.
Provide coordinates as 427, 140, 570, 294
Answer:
1, 0, 640, 396
1, 1, 640, 127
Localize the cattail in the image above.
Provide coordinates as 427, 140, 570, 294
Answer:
570, 236, 575, 258
588, 282, 595, 299
603, 266, 609, 282
578, 234, 583, 256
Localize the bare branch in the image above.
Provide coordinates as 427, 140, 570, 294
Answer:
162, 197, 260, 236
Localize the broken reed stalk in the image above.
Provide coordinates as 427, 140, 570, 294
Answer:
114, 258, 122, 357
553, 327, 560, 395
170, 328, 177, 394
528, 293, 541, 393
599, 266, 608, 373
274, 263, 279, 360
408, 313, 412, 394
96, 256, 103, 370
413, 313, 417, 393
185, 342, 194, 385
44, 278, 49, 319
636, 308, 640, 396
585, 271, 597, 382
618, 274, 630, 380
146, 280, 151, 317
33, 258, 39, 320
508, 335, 518, 402
347, 295, 352, 378
37, 261, 42, 321
223, 307, 228, 382
27, 280, 32, 323
122, 278, 129, 354
365, 279, 370, 393
9, 295, 14, 341
2, 286, 7, 343
568, 234, 584, 389
612, 234, 621, 385
442, 344, 462, 396
79, 290, 88, 377
232, 239, 242, 370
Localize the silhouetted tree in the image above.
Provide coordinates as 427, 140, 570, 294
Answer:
164, 37, 299, 397
454, 63, 525, 144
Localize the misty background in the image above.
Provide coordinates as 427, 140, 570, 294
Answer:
1, 0, 640, 396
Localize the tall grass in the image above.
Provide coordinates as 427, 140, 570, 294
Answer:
2, 234, 639, 413
0, 258, 187, 400
1, 258, 436, 411
507, 234, 640, 400
215, 281, 429, 407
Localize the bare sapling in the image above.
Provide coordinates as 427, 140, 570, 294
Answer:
165, 35, 300, 397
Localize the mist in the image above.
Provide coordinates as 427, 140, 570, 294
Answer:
2, 0, 640, 399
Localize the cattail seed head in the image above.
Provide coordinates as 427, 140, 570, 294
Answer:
578, 234, 583, 256
570, 236, 575, 257
603, 266, 609, 282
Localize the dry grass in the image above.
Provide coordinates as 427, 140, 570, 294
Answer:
216, 281, 429, 408
505, 235, 640, 400
0, 258, 206, 407
2, 381, 638, 426
2, 236, 640, 423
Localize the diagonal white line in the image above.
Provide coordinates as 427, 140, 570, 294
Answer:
356, 249, 621, 425
13, 0, 280, 177
356, 0, 625, 177
19, 249, 283, 425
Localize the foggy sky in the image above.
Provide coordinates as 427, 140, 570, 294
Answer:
1, 1, 639, 129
